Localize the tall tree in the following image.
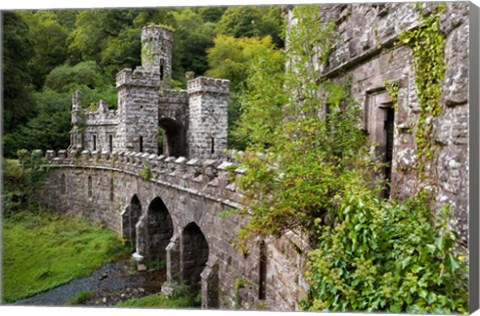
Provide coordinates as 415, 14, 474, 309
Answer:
3, 12, 36, 135
216, 6, 284, 47
18, 11, 69, 89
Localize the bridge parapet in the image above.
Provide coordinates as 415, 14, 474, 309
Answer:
42, 149, 244, 206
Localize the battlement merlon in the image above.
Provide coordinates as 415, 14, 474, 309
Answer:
116, 68, 162, 88
187, 77, 230, 95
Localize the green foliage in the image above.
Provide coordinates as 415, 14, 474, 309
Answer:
233, 39, 285, 149
306, 194, 467, 313
234, 278, 245, 309
2, 211, 130, 303
45, 61, 107, 93
117, 283, 200, 308
18, 11, 69, 89
397, 4, 445, 179
2, 150, 47, 217
145, 258, 166, 270
139, 162, 152, 181
68, 290, 96, 305
207, 35, 284, 149
3, 90, 72, 157
215, 6, 284, 48
2, 12, 36, 134
171, 8, 216, 82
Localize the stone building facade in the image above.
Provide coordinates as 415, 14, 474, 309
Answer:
69, 25, 229, 160
284, 2, 471, 245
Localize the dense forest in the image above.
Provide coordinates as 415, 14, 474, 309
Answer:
3, 6, 285, 157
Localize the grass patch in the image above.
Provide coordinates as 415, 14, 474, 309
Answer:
117, 292, 199, 308
68, 290, 96, 305
2, 210, 131, 303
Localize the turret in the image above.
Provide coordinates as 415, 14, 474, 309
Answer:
187, 77, 229, 159
141, 25, 173, 88
70, 90, 84, 150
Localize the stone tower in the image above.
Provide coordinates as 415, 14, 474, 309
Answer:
141, 25, 173, 89
114, 25, 174, 153
187, 77, 229, 159
69, 91, 83, 150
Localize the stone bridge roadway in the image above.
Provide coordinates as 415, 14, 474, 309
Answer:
37, 149, 309, 311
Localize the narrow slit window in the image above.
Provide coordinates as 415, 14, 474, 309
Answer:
88, 175, 93, 198
259, 240, 267, 300
211, 137, 215, 154
109, 135, 113, 152
160, 59, 165, 81
139, 136, 143, 153
383, 106, 395, 199
93, 135, 97, 151
61, 174, 66, 194
110, 176, 114, 201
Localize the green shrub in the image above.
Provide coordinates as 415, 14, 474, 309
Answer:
68, 291, 96, 305
117, 285, 200, 308
305, 192, 467, 313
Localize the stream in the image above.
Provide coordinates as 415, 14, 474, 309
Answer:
10, 256, 166, 307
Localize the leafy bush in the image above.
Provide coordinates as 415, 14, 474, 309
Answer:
117, 283, 200, 308
3, 150, 47, 217
305, 193, 468, 313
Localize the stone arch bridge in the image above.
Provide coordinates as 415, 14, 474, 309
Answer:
37, 149, 309, 310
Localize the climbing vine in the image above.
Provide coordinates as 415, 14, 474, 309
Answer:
397, 4, 446, 180
384, 79, 399, 111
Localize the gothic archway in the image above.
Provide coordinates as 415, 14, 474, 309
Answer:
158, 117, 186, 157
122, 194, 142, 247
147, 196, 174, 261
181, 222, 209, 291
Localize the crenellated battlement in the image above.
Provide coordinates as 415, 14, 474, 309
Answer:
116, 67, 161, 88
187, 77, 230, 95
43, 148, 244, 206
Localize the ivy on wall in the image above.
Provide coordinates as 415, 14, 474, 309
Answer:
397, 4, 446, 182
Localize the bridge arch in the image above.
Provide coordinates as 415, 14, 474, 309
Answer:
181, 222, 209, 291
158, 117, 186, 157
121, 194, 142, 247
146, 196, 174, 261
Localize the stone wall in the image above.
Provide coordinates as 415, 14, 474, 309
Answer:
38, 149, 309, 311
286, 2, 470, 244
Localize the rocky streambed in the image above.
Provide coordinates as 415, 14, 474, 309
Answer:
11, 255, 166, 307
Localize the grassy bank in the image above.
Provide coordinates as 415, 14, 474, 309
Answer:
2, 210, 130, 303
